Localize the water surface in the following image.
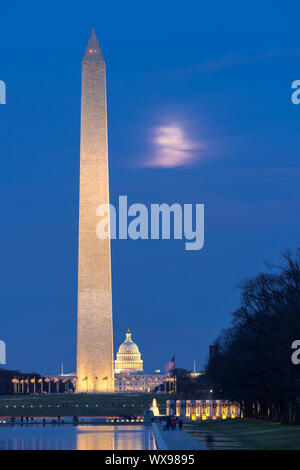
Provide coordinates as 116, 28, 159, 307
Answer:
0, 424, 156, 450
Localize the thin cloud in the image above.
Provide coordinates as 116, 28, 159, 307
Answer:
141, 49, 286, 82
143, 124, 208, 168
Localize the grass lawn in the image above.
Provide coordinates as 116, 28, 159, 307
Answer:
0, 393, 168, 417
184, 418, 300, 450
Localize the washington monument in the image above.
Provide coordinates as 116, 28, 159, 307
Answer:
76, 29, 114, 393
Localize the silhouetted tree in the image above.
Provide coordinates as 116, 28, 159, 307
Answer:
206, 250, 300, 424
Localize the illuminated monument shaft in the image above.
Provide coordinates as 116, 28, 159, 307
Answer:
77, 29, 114, 393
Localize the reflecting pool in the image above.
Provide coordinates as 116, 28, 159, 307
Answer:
0, 424, 157, 450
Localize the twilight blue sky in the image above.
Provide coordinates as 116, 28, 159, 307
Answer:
0, 1, 300, 374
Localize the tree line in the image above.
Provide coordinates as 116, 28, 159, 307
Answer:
205, 250, 300, 424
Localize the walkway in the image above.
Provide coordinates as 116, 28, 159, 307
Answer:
152, 423, 207, 450
184, 423, 241, 450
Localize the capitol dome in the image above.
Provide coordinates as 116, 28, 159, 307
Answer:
114, 328, 143, 374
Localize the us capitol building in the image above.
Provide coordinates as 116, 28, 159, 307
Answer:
114, 328, 165, 392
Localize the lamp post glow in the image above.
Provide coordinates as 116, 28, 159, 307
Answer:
44, 378, 51, 394
30, 378, 36, 394
38, 378, 43, 394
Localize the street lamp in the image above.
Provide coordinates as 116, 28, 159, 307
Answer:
44, 378, 51, 394
53, 377, 59, 393
30, 377, 36, 394
11, 378, 18, 394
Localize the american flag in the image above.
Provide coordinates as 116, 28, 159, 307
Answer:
165, 355, 175, 373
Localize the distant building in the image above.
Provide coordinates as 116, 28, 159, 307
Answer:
114, 328, 143, 374
11, 329, 167, 394
190, 360, 202, 378
114, 328, 165, 392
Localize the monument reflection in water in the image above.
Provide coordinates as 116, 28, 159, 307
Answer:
0, 425, 156, 450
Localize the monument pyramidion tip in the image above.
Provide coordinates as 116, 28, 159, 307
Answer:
83, 28, 104, 62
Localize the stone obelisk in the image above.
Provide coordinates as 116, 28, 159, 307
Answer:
76, 29, 114, 393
